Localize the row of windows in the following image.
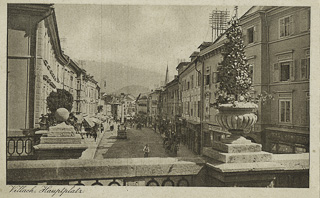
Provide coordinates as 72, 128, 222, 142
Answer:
273, 58, 310, 82
182, 101, 200, 118
182, 72, 201, 91
243, 9, 310, 46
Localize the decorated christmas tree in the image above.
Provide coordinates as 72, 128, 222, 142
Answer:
215, 17, 253, 105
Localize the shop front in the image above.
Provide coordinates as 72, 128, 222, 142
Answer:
186, 120, 201, 155
263, 127, 309, 154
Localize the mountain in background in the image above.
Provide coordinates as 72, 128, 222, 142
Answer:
76, 60, 167, 94
113, 85, 150, 97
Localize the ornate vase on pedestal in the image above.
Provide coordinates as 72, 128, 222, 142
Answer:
216, 102, 258, 144
205, 102, 273, 163
34, 108, 88, 160
203, 102, 284, 187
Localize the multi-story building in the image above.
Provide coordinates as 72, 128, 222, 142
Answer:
197, 37, 229, 150
240, 6, 310, 153
7, 4, 80, 134
178, 52, 202, 154
124, 94, 136, 119
7, 4, 100, 135
83, 75, 100, 117
197, 6, 310, 154
147, 89, 161, 127
136, 93, 149, 115
164, 76, 180, 136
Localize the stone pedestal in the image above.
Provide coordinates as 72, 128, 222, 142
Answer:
203, 136, 285, 187
34, 122, 87, 160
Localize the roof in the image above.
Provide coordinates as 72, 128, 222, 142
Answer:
198, 42, 213, 49
178, 56, 199, 77
176, 62, 190, 70
165, 77, 179, 89
189, 51, 199, 58
240, 6, 274, 19
198, 33, 227, 57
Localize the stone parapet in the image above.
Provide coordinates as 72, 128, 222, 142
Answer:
204, 148, 272, 163
212, 141, 262, 153
205, 153, 309, 187
7, 158, 204, 184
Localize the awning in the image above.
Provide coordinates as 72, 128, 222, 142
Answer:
83, 117, 95, 127
91, 117, 103, 124
74, 114, 84, 124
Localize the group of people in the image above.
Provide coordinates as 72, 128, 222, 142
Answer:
163, 135, 180, 157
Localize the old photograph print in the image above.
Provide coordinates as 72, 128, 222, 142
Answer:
6, 2, 312, 190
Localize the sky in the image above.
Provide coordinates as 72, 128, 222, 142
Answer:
54, 4, 251, 78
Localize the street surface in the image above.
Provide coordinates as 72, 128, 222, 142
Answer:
94, 127, 197, 159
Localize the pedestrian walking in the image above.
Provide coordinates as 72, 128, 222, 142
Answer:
143, 144, 150, 157
100, 123, 104, 133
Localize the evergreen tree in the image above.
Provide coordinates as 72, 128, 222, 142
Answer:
215, 17, 253, 104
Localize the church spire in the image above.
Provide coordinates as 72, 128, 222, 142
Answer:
164, 63, 169, 85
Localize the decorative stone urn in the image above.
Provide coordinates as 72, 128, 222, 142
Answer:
204, 102, 273, 164
216, 102, 258, 144
202, 102, 284, 187
34, 108, 88, 160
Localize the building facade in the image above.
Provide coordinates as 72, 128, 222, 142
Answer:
197, 6, 310, 154
7, 4, 100, 135
147, 89, 161, 127
154, 6, 310, 155
178, 52, 202, 154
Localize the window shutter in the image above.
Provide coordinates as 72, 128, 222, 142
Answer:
242, 31, 247, 45
249, 65, 254, 82
300, 10, 309, 32
253, 26, 258, 43
280, 19, 285, 37
300, 59, 307, 79
273, 63, 280, 82
289, 15, 294, 35
307, 58, 310, 79
290, 60, 295, 81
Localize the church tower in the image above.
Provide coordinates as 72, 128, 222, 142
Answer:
164, 64, 169, 85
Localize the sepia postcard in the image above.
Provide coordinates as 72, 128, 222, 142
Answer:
0, 0, 319, 198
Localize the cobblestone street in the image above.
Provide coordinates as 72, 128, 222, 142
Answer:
94, 127, 197, 159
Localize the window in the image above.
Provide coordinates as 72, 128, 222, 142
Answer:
280, 16, 293, 37
7, 19, 33, 132
198, 101, 200, 117
249, 64, 254, 78
190, 103, 193, 117
191, 75, 194, 88
205, 74, 210, 85
212, 72, 219, 84
247, 27, 254, 44
300, 58, 310, 80
279, 97, 292, 123
187, 81, 190, 90
280, 62, 290, 81
197, 72, 201, 86
306, 92, 310, 125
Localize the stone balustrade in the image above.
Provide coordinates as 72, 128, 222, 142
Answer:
7, 154, 309, 187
